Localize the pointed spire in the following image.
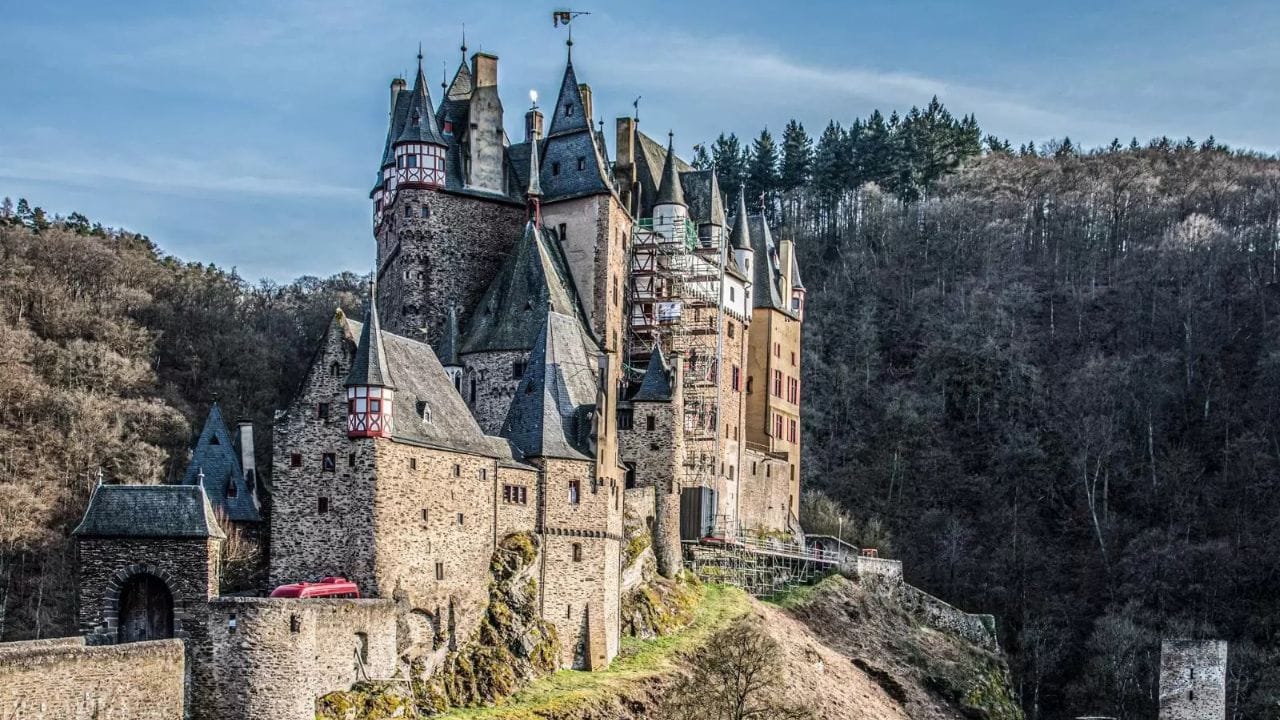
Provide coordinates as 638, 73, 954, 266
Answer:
436, 303, 462, 368
730, 188, 751, 250
655, 131, 686, 207
417, 42, 423, 70
526, 100, 543, 219
633, 344, 674, 402
461, 24, 467, 60
345, 280, 394, 389
499, 312, 597, 460
397, 49, 448, 146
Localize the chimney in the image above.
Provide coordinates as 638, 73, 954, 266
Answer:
525, 107, 544, 143
389, 77, 406, 115
578, 84, 593, 124
237, 421, 260, 509
615, 117, 637, 211
471, 52, 498, 88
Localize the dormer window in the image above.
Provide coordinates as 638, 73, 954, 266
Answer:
411, 112, 421, 127
552, 161, 561, 176
577, 156, 586, 171
564, 103, 573, 116
443, 120, 454, 134
416, 401, 432, 423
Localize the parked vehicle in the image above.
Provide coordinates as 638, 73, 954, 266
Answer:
269, 576, 360, 599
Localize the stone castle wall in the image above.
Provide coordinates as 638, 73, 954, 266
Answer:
1159, 639, 1227, 720
619, 397, 683, 577
737, 448, 791, 535
190, 597, 398, 720
495, 465, 539, 540
0, 637, 184, 720
898, 584, 997, 652
269, 314, 379, 592
377, 188, 526, 344
461, 350, 525, 435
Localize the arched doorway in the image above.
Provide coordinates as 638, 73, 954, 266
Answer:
117, 574, 174, 643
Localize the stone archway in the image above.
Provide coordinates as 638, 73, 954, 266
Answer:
100, 563, 186, 643
116, 573, 174, 643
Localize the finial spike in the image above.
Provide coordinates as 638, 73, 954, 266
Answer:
417, 42, 423, 69
461, 24, 467, 55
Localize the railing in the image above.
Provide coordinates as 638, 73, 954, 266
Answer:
636, 217, 698, 251
695, 530, 841, 565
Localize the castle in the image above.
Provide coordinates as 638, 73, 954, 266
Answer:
1, 37, 805, 720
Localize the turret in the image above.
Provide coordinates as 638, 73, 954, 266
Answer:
730, 189, 753, 279
526, 95, 543, 226
653, 132, 687, 242
437, 303, 463, 392
345, 283, 395, 439
372, 50, 448, 227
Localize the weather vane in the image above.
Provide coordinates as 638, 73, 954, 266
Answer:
552, 10, 591, 52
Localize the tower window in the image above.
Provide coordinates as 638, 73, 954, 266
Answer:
330, 361, 341, 377
435, 562, 444, 581
422, 509, 429, 522
317, 402, 329, 420
290, 453, 302, 468
209, 435, 220, 445
453, 464, 461, 477
420, 204, 430, 219
511, 361, 527, 379
564, 103, 573, 116
624, 462, 637, 489
617, 408, 633, 430
404, 204, 413, 218
318, 497, 329, 514
558, 224, 567, 243
409, 457, 417, 470
577, 156, 585, 171
443, 120, 453, 134
322, 453, 336, 472
456, 513, 464, 525
348, 452, 356, 468
646, 414, 655, 431
569, 480, 581, 504
552, 161, 561, 176
572, 543, 583, 562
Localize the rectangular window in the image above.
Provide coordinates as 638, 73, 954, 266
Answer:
512, 361, 527, 379
774, 342, 780, 357
317, 402, 329, 420
624, 462, 637, 489
322, 453, 336, 472
646, 414, 655, 431
348, 453, 356, 468
773, 370, 783, 396
453, 464, 461, 477
409, 457, 417, 470
318, 497, 329, 514
552, 161, 561, 176
617, 408, 633, 430
435, 562, 444, 581
774, 414, 783, 439
480, 468, 488, 481
791, 351, 797, 367
421, 509, 429, 522
457, 513, 464, 525
789, 419, 798, 443
732, 365, 741, 392
577, 156, 586, 171
572, 543, 583, 562
502, 485, 528, 505
727, 321, 735, 338
290, 453, 302, 468
569, 480, 581, 504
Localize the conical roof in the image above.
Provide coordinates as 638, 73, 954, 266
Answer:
499, 312, 599, 460
730, 190, 752, 251
180, 403, 260, 522
655, 134, 686, 207
527, 121, 543, 198
345, 284, 394, 388
396, 64, 448, 146
633, 345, 674, 402
539, 59, 612, 200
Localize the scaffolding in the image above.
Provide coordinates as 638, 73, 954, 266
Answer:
627, 215, 727, 496
684, 537, 839, 597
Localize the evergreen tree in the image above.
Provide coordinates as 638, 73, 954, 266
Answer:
691, 143, 712, 171
985, 135, 1013, 154
711, 133, 748, 201
856, 111, 896, 190
746, 127, 780, 212
779, 120, 813, 193
0, 197, 12, 222
15, 198, 32, 226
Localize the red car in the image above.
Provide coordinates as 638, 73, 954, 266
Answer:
269, 576, 360, 599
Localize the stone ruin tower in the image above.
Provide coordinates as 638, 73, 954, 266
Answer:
1159, 639, 1227, 720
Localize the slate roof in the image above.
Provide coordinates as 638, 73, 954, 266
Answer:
342, 319, 498, 457
632, 344, 674, 402
460, 221, 594, 355
508, 140, 532, 191
179, 404, 260, 522
747, 215, 788, 313
791, 254, 805, 290
379, 81, 412, 173
446, 61, 472, 100
396, 66, 448, 146
539, 61, 613, 201
634, 131, 693, 219
654, 135, 686, 207
500, 312, 600, 460
681, 170, 727, 228
729, 191, 752, 251
73, 484, 226, 539
436, 304, 462, 367
346, 287, 394, 389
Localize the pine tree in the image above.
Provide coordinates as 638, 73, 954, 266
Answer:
857, 111, 895, 190
711, 133, 748, 201
779, 120, 813, 193
746, 128, 780, 213
691, 143, 712, 170
15, 198, 32, 227
985, 135, 1013, 154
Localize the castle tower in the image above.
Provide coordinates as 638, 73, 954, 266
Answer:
181, 402, 261, 527
372, 48, 525, 345
652, 132, 688, 240
1159, 640, 1227, 720
620, 344, 684, 578
500, 312, 622, 670
345, 285, 395, 439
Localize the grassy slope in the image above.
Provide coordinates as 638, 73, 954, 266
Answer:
438, 584, 752, 719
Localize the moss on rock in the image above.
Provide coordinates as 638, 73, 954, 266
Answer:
317, 681, 419, 720
620, 574, 700, 639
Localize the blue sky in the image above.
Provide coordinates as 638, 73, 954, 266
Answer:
2, 0, 1276, 282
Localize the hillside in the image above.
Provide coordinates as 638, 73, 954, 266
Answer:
417, 576, 1019, 720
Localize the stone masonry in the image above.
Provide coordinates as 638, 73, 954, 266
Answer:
1160, 639, 1228, 720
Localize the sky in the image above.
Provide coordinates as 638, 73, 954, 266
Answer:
1, 0, 1277, 282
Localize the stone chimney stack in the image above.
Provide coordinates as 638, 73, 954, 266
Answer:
389, 77, 406, 115
615, 117, 637, 212
466, 53, 506, 193
578, 84, 593, 125
472, 52, 498, 88
237, 421, 260, 509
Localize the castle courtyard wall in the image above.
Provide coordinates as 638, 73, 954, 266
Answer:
0, 637, 184, 720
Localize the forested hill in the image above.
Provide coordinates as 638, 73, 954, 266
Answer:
715, 122, 1279, 717
3, 102, 1280, 719
0, 205, 365, 639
